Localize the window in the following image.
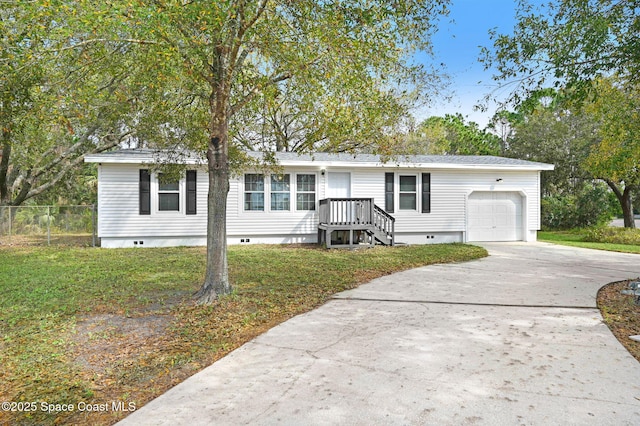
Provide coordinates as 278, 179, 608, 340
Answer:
244, 174, 265, 211
271, 174, 290, 211
296, 174, 316, 210
399, 175, 417, 210
158, 174, 180, 211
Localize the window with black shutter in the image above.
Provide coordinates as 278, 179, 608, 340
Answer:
422, 173, 431, 213
186, 170, 197, 215
139, 169, 151, 215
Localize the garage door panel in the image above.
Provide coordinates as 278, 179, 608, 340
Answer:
468, 192, 523, 242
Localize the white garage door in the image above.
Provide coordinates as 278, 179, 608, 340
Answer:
468, 191, 523, 242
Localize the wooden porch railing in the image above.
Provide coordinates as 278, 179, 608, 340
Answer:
318, 198, 395, 247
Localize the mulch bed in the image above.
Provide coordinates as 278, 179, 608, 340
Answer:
597, 278, 640, 362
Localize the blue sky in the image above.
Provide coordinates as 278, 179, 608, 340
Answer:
416, 0, 522, 129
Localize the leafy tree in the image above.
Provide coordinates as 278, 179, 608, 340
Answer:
481, 0, 640, 103
501, 81, 637, 227
233, 78, 419, 154
71, 1, 450, 302
0, 2, 142, 207
481, 1, 640, 227
402, 114, 501, 155
505, 101, 597, 196
583, 77, 639, 228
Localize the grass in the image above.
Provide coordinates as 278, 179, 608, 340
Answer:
0, 243, 486, 425
538, 228, 640, 254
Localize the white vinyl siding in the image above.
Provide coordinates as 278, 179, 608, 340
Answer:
95, 162, 542, 246
96, 164, 207, 239
226, 170, 320, 238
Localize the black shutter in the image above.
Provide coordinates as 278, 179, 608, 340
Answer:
421, 173, 431, 213
139, 169, 151, 215
385, 172, 394, 213
186, 170, 197, 215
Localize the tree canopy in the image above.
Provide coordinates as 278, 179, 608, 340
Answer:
54, 0, 451, 302
500, 81, 638, 228
583, 77, 640, 227
400, 114, 502, 156
481, 0, 640, 103
483, 0, 639, 228
0, 2, 147, 206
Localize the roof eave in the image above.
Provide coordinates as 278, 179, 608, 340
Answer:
276, 159, 555, 171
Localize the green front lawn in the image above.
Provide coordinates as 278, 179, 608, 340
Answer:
539, 228, 640, 254
0, 243, 486, 426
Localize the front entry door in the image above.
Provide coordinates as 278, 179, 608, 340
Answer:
327, 172, 351, 198
327, 172, 352, 224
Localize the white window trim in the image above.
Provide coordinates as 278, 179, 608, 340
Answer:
398, 173, 419, 212
152, 173, 185, 215
243, 173, 266, 212
270, 174, 292, 212
294, 173, 317, 212
241, 172, 318, 213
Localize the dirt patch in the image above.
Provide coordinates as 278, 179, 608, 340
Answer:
0, 234, 94, 247
597, 279, 640, 362
71, 313, 173, 375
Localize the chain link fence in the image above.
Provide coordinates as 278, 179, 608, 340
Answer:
0, 205, 97, 247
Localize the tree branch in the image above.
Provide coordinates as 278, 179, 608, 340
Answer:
229, 72, 292, 117
20, 133, 126, 203
55, 38, 160, 52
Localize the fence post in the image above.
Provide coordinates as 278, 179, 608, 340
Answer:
8, 206, 11, 239
92, 204, 96, 248
47, 205, 51, 246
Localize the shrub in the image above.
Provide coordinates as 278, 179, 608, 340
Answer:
542, 182, 615, 230
583, 227, 640, 245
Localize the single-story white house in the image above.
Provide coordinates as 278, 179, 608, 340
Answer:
85, 149, 554, 248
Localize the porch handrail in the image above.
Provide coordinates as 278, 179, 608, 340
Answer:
319, 198, 373, 226
372, 203, 394, 242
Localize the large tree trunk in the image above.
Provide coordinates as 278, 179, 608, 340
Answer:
605, 180, 636, 229
0, 137, 11, 205
195, 128, 232, 303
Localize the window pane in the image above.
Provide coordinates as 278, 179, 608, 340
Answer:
271, 174, 290, 192
271, 193, 290, 211
297, 174, 315, 191
399, 176, 416, 192
244, 193, 264, 211
399, 193, 416, 210
297, 193, 316, 210
245, 174, 264, 191
159, 181, 179, 191
159, 193, 180, 211
158, 173, 179, 191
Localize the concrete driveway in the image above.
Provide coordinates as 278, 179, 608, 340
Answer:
118, 242, 640, 425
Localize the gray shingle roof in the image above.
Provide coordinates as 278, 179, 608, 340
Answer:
86, 149, 554, 170
258, 151, 553, 168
